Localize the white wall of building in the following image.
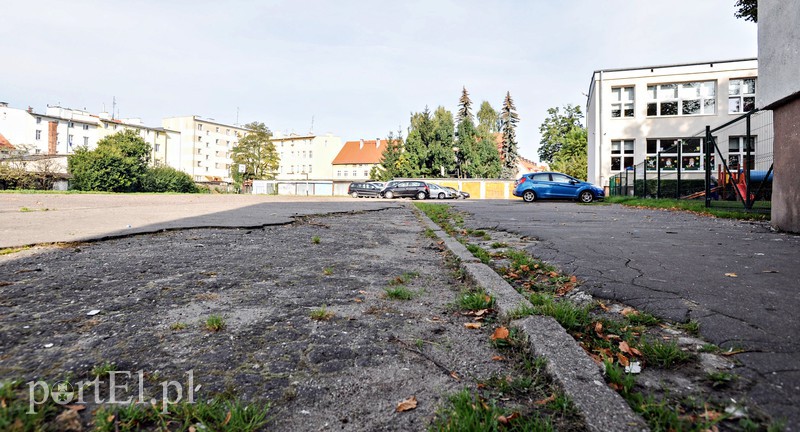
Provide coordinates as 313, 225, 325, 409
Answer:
162, 116, 248, 183
273, 133, 343, 181
586, 59, 759, 186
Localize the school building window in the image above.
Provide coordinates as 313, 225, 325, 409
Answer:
611, 86, 634, 118
729, 79, 756, 114
728, 136, 755, 170
645, 138, 709, 172
647, 81, 715, 116
610, 140, 634, 172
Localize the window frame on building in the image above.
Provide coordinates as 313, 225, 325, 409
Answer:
610, 139, 635, 172
728, 78, 756, 114
727, 136, 756, 170
610, 86, 635, 118
646, 81, 716, 117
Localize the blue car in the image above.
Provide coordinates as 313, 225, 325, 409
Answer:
513, 172, 605, 203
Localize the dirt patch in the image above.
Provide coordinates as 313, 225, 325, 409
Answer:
0, 207, 578, 430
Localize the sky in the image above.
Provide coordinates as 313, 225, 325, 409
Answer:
1, 0, 757, 161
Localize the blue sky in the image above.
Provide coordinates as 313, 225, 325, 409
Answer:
1, 1, 757, 161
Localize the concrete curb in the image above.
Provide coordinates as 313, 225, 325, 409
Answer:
415, 208, 649, 432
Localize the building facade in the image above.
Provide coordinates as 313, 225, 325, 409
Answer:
586, 59, 759, 187
759, 0, 800, 233
272, 133, 343, 182
332, 139, 386, 181
162, 116, 249, 183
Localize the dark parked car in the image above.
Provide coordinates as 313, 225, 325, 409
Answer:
445, 186, 469, 199
513, 172, 604, 203
380, 180, 429, 199
348, 182, 383, 198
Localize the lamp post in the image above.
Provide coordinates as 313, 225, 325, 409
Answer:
452, 146, 461, 179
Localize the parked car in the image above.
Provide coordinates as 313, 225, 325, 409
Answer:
513, 172, 604, 203
380, 180, 429, 199
445, 187, 469, 199
348, 182, 383, 198
427, 183, 455, 199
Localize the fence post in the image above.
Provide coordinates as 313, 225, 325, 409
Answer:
643, 161, 648, 198
632, 167, 637, 197
745, 113, 752, 209
657, 151, 662, 199
705, 126, 712, 208
677, 139, 682, 199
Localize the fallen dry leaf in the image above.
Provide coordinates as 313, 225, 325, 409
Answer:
519, 264, 530, 272
222, 411, 232, 426
588, 353, 604, 366
617, 352, 630, 367
597, 301, 610, 312
619, 341, 632, 355
189, 427, 196, 432
354, 298, 362, 303
534, 394, 556, 405
106, 415, 115, 423
490, 326, 510, 341
621, 307, 637, 317
464, 322, 482, 329
606, 334, 621, 341
450, 371, 460, 381
396, 396, 418, 412
594, 322, 603, 335
724, 273, 738, 278
629, 346, 642, 357
491, 355, 505, 361
569, 275, 577, 283
65, 404, 86, 411
497, 412, 520, 424
549, 271, 559, 278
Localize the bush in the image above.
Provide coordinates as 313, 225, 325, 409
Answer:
69, 130, 151, 192
141, 166, 198, 193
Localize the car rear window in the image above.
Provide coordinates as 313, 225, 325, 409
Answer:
531, 173, 550, 181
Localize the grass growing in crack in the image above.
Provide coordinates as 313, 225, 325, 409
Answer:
625, 311, 661, 326
699, 343, 719, 353
677, 319, 701, 335
310, 305, 334, 321
507, 303, 536, 320
457, 290, 495, 310
170, 322, 188, 331
638, 338, 692, 368
466, 244, 491, 264
424, 228, 437, 239
322, 267, 334, 276
385, 286, 414, 300
429, 389, 555, 432
706, 371, 737, 388
92, 361, 117, 379
532, 296, 593, 332
603, 359, 636, 396
0, 245, 31, 256
311, 235, 321, 244
490, 242, 508, 249
93, 398, 270, 432
205, 314, 226, 332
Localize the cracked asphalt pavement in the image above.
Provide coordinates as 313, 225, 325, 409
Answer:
451, 199, 800, 429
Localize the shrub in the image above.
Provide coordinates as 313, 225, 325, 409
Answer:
141, 166, 198, 193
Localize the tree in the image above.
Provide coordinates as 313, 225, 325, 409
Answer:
499, 92, 520, 179
538, 104, 584, 164
734, 0, 757, 22
456, 86, 473, 123
550, 127, 588, 180
68, 129, 151, 192
404, 108, 433, 177
371, 129, 405, 181
141, 166, 198, 193
476, 101, 499, 135
230, 122, 279, 182
429, 106, 456, 177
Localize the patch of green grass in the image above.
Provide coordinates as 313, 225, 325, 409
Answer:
322, 266, 333, 276
19, 207, 32, 212
0, 380, 61, 430
424, 228, 437, 239
204, 314, 226, 332
170, 322, 188, 331
310, 305, 334, 321
429, 389, 554, 432
94, 398, 270, 432
490, 242, 508, 249
638, 338, 692, 368
311, 235, 321, 244
507, 303, 536, 320
699, 343, 719, 353
625, 311, 661, 326
606, 196, 769, 221
706, 371, 736, 388
385, 286, 414, 300
533, 297, 592, 332
677, 319, 700, 335
457, 290, 495, 310
470, 230, 486, 237
625, 392, 720, 432
466, 244, 491, 264
603, 359, 637, 396
92, 361, 117, 379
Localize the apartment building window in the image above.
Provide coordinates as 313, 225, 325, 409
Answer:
205, 155, 209, 160
215, 163, 219, 169
216, 127, 220, 132
226, 129, 230, 136
611, 86, 634, 118
308, 165, 312, 173
343, 170, 348, 177
610, 140, 634, 171
352, 170, 357, 177
35, 130, 41, 140
197, 149, 202, 155
197, 136, 202, 142
728, 136, 755, 170
729, 79, 756, 113
215, 139, 219, 144
645, 138, 707, 171
303, 151, 306, 158
336, 170, 341, 177
36, 117, 41, 124
83, 137, 89, 146
309, 150, 313, 158
198, 124, 203, 131
197, 161, 201, 167
647, 81, 715, 116
364, 170, 369, 177
155, 143, 160, 152
68, 135, 74, 145
82, 124, 89, 130
69, 122, 75, 128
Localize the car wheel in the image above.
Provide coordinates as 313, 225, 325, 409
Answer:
522, 190, 536, 202
351, 192, 359, 198
438, 192, 445, 199
579, 190, 594, 203
385, 191, 394, 199
416, 191, 426, 200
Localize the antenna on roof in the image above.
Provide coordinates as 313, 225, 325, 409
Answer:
236, 106, 239, 126
310, 115, 314, 133
112, 96, 117, 120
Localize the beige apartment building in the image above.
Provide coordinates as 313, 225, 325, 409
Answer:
586, 58, 763, 188
162, 116, 249, 183
97, 114, 181, 167
272, 132, 343, 181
